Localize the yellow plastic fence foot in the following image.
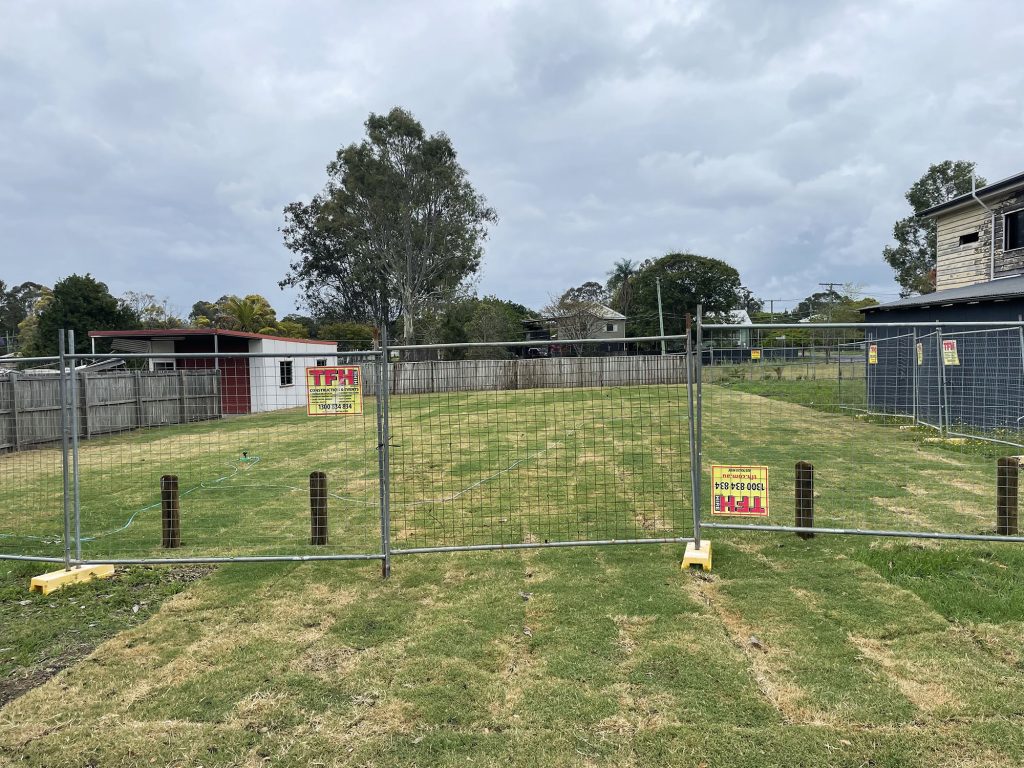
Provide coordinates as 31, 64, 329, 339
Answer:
681, 541, 712, 572
29, 564, 115, 595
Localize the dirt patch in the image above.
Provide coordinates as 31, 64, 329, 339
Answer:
682, 573, 823, 726
849, 635, 953, 714
0, 565, 212, 710
611, 615, 656, 656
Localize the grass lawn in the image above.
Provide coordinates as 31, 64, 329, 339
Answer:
2, 382, 1023, 765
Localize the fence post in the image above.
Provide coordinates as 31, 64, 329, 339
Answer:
997, 458, 1019, 536
935, 326, 946, 437
68, 330, 82, 563
377, 329, 392, 579
179, 369, 188, 424
161, 475, 181, 548
58, 331, 72, 570
795, 462, 814, 539
310, 471, 328, 545
134, 370, 144, 428
9, 371, 21, 451
695, 305, 704, 538
911, 328, 918, 424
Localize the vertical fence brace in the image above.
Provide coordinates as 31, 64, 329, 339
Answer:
795, 461, 814, 539
310, 471, 328, 545
161, 475, 181, 548
997, 458, 1019, 536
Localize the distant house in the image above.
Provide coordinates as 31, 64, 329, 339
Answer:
88, 329, 338, 415
545, 303, 626, 339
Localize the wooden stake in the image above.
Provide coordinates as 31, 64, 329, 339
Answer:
795, 461, 814, 539
310, 471, 328, 545
161, 475, 180, 548
997, 458, 1018, 536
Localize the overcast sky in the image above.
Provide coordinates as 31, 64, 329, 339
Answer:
1, 0, 1023, 318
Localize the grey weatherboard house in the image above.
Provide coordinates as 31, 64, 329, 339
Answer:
862, 169, 1024, 432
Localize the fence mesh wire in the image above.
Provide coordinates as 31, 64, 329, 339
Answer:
385, 340, 693, 550
699, 323, 1021, 538
0, 359, 66, 560
2, 348, 384, 562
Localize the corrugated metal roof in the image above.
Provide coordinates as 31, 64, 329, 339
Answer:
864, 275, 1024, 311
89, 328, 336, 345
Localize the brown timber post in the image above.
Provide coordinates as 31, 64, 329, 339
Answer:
310, 471, 328, 545
997, 458, 1018, 536
795, 461, 814, 539
161, 475, 180, 548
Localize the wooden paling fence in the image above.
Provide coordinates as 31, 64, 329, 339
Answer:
357, 354, 689, 396
0, 369, 220, 453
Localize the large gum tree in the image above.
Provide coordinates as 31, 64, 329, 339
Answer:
281, 108, 497, 347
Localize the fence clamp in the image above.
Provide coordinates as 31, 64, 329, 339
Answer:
681, 541, 712, 572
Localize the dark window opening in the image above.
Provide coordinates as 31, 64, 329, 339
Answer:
958, 231, 979, 246
605, 323, 616, 332
1006, 210, 1024, 250
279, 360, 293, 386
316, 358, 327, 367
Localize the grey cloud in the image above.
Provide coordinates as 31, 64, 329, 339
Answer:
1, 0, 1023, 318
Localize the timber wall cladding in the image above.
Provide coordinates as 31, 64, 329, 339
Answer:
0, 369, 221, 453
935, 190, 1024, 290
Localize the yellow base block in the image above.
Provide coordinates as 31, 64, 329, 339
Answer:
681, 541, 712, 572
30, 564, 115, 595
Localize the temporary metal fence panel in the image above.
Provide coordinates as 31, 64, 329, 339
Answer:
384, 337, 695, 554
0, 355, 68, 563
0, 335, 387, 565
697, 319, 1024, 544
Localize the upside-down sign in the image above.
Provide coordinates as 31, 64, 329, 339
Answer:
306, 366, 363, 416
711, 465, 770, 517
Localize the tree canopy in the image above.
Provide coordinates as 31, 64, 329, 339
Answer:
31, 274, 138, 355
281, 107, 497, 346
883, 161, 984, 296
628, 253, 742, 337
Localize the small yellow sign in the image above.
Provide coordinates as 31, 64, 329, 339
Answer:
750, 349, 762, 361
916, 342, 923, 366
306, 366, 363, 416
868, 344, 878, 365
711, 465, 769, 517
942, 339, 960, 366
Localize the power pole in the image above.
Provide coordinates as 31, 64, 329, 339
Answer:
656, 277, 666, 355
818, 282, 843, 323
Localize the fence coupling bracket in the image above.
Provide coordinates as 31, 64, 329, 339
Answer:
681, 541, 712, 572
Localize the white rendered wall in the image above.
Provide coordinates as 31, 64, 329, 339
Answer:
248, 338, 337, 413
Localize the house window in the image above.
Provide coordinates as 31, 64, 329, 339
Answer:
605, 323, 616, 332
315, 358, 327, 367
958, 232, 979, 246
1006, 210, 1024, 251
153, 361, 175, 371
279, 361, 293, 386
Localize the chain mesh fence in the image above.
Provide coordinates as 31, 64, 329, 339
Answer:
0, 357, 68, 562
0, 344, 385, 564
698, 322, 1022, 539
384, 338, 694, 552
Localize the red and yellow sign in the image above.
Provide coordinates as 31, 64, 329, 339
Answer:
942, 339, 960, 366
306, 366, 363, 416
916, 342, 923, 366
711, 465, 769, 517
750, 349, 762, 361
868, 344, 878, 365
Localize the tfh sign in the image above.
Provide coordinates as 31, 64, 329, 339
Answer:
306, 366, 363, 416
